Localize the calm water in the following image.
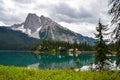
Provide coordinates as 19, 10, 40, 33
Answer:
0, 51, 116, 69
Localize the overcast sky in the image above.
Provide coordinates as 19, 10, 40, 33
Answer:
0, 0, 111, 38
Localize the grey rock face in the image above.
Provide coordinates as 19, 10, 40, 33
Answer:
24, 13, 41, 33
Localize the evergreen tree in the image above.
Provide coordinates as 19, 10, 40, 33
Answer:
94, 20, 109, 70
109, 0, 120, 66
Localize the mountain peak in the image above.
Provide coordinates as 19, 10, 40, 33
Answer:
24, 13, 41, 33
40, 15, 45, 18
27, 13, 37, 17
10, 13, 96, 44
25, 13, 39, 21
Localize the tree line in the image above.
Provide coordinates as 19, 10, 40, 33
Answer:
33, 40, 94, 54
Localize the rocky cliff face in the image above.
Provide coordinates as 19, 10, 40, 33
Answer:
11, 13, 96, 44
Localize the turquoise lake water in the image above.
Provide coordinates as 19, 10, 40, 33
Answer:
0, 51, 116, 69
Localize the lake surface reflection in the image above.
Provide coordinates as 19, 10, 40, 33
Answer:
0, 51, 116, 69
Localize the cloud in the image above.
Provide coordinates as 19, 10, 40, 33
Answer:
41, 0, 110, 26
13, 0, 35, 4
47, 3, 95, 23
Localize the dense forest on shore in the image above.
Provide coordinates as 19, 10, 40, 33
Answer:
33, 40, 94, 54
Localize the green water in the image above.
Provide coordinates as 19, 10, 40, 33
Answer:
0, 51, 116, 69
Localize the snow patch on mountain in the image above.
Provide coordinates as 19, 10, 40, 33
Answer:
26, 28, 31, 35
11, 23, 26, 33
30, 26, 42, 39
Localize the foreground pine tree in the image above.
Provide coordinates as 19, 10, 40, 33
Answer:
94, 20, 109, 70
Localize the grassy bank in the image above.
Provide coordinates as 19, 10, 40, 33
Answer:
0, 65, 120, 80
